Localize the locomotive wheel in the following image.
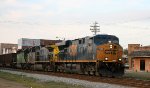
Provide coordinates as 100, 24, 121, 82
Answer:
93, 71, 96, 76
99, 73, 102, 77
88, 71, 91, 76
81, 63, 96, 76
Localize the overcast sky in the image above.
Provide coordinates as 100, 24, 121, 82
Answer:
0, 0, 150, 48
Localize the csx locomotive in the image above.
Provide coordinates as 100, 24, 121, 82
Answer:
0, 34, 124, 77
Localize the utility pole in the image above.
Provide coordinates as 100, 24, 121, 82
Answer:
90, 21, 100, 35
90, 21, 100, 60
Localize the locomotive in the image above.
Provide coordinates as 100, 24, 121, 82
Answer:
0, 34, 124, 77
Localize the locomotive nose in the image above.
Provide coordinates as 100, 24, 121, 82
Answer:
96, 43, 123, 62
96, 43, 124, 77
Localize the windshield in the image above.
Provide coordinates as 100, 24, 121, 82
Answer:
94, 35, 119, 45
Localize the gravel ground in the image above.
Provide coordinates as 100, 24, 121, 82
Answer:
0, 69, 134, 88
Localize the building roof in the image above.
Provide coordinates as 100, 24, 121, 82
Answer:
130, 51, 150, 57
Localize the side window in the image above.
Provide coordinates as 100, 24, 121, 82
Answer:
79, 40, 82, 44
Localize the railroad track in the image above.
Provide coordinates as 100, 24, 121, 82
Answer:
1, 67, 150, 88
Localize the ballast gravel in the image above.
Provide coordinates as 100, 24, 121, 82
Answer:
0, 69, 134, 88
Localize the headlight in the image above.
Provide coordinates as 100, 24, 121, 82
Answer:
119, 58, 122, 61
105, 57, 108, 60
110, 45, 113, 48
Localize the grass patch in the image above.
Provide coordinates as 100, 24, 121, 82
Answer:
0, 71, 85, 88
124, 72, 150, 80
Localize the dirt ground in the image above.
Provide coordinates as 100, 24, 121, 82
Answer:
0, 78, 27, 88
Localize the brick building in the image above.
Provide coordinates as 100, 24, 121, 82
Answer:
128, 44, 150, 72
131, 51, 150, 72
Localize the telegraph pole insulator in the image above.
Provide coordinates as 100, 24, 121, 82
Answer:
90, 21, 100, 35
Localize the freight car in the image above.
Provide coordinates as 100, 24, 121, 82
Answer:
0, 53, 16, 67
